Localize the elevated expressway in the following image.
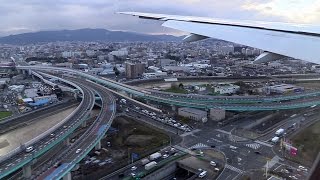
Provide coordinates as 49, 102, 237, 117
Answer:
16, 66, 320, 111
33, 78, 116, 180
0, 74, 96, 179
2, 65, 318, 179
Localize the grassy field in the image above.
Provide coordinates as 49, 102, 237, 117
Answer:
292, 120, 320, 165
164, 86, 188, 94
0, 111, 12, 120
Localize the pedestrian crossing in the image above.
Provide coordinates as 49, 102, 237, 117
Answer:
189, 143, 209, 149
245, 143, 261, 150
225, 164, 244, 174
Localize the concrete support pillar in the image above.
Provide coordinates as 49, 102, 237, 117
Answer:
171, 105, 177, 111
22, 70, 26, 75
71, 164, 80, 171
65, 137, 70, 146
63, 172, 72, 180
82, 120, 87, 128
22, 164, 32, 178
129, 93, 133, 98
28, 69, 32, 76
74, 93, 78, 100
95, 140, 101, 150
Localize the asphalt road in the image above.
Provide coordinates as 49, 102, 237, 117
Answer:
31, 78, 116, 180
0, 82, 95, 179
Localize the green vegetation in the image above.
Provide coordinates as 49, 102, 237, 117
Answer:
292, 120, 320, 165
164, 87, 188, 94
178, 116, 191, 124
0, 111, 12, 120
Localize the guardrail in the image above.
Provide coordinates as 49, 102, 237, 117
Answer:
26, 72, 85, 145
31, 71, 56, 87
17, 66, 320, 111
0, 75, 84, 163
0, 72, 94, 179
46, 89, 116, 180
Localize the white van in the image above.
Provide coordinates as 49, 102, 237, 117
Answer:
198, 171, 207, 178
271, 136, 280, 143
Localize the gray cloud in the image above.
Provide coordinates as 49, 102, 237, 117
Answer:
0, 0, 289, 36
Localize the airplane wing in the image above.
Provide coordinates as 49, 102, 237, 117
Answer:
118, 12, 320, 64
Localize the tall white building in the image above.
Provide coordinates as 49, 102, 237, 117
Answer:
110, 48, 128, 57
218, 45, 234, 55
62, 51, 74, 58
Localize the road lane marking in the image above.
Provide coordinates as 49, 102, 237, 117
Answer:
225, 164, 244, 174
254, 140, 273, 148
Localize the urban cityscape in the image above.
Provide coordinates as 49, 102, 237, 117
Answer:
0, 1, 320, 180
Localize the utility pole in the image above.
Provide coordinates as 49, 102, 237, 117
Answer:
128, 148, 130, 164
265, 160, 269, 178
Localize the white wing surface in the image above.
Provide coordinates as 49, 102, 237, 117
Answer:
119, 12, 320, 64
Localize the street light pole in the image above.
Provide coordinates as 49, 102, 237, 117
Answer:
266, 160, 269, 178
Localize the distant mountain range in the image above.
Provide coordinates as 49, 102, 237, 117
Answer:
0, 28, 183, 44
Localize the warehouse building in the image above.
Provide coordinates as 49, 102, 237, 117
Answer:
264, 84, 304, 94
214, 83, 240, 95
178, 107, 208, 122
210, 108, 226, 121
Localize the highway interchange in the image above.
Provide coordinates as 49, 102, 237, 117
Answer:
0, 78, 95, 179
0, 64, 319, 179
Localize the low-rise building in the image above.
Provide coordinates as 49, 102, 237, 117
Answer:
142, 71, 167, 78
214, 83, 240, 94
210, 108, 225, 121
178, 107, 207, 122
264, 84, 304, 94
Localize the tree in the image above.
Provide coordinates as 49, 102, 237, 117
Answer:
179, 83, 184, 89
113, 66, 120, 76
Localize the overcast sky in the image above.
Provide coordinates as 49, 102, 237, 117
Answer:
1, 0, 320, 36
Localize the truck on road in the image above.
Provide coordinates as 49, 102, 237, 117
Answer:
141, 158, 150, 165
145, 161, 157, 170
149, 152, 161, 160
275, 128, 285, 136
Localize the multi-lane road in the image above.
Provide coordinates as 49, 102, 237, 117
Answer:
0, 80, 96, 179
32, 78, 116, 180
3, 65, 317, 179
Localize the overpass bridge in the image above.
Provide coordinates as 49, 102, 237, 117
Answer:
34, 78, 116, 180
0, 73, 95, 179
16, 66, 320, 111
2, 65, 319, 179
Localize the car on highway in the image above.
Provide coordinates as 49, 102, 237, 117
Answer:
26, 146, 34, 153
54, 161, 61, 168
162, 154, 169, 159
131, 166, 137, 171
210, 161, 217, 166
298, 166, 308, 172
76, 148, 82, 154
229, 145, 238, 150
50, 133, 55, 137
131, 173, 136, 177
198, 170, 207, 178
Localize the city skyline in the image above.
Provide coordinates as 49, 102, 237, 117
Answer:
1, 0, 320, 36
